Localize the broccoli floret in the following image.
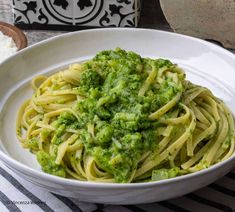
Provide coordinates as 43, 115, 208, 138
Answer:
96, 125, 114, 146
37, 151, 66, 177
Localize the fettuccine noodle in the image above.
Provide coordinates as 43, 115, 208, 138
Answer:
16, 49, 235, 183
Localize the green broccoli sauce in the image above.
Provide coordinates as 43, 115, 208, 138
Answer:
39, 48, 183, 182
37, 151, 66, 177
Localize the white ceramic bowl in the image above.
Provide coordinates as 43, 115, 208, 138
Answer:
0, 28, 235, 204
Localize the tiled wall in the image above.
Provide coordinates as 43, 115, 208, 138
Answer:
12, 0, 142, 30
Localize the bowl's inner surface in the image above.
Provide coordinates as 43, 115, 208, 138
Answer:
0, 61, 234, 171
0, 29, 235, 175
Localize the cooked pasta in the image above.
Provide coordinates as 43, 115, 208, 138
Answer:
16, 48, 235, 183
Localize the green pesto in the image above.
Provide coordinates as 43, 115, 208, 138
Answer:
37, 151, 66, 177
39, 48, 184, 182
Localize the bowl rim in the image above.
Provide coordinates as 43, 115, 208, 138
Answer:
0, 28, 235, 189
0, 21, 27, 50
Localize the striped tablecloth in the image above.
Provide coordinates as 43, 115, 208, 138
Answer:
0, 159, 235, 212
